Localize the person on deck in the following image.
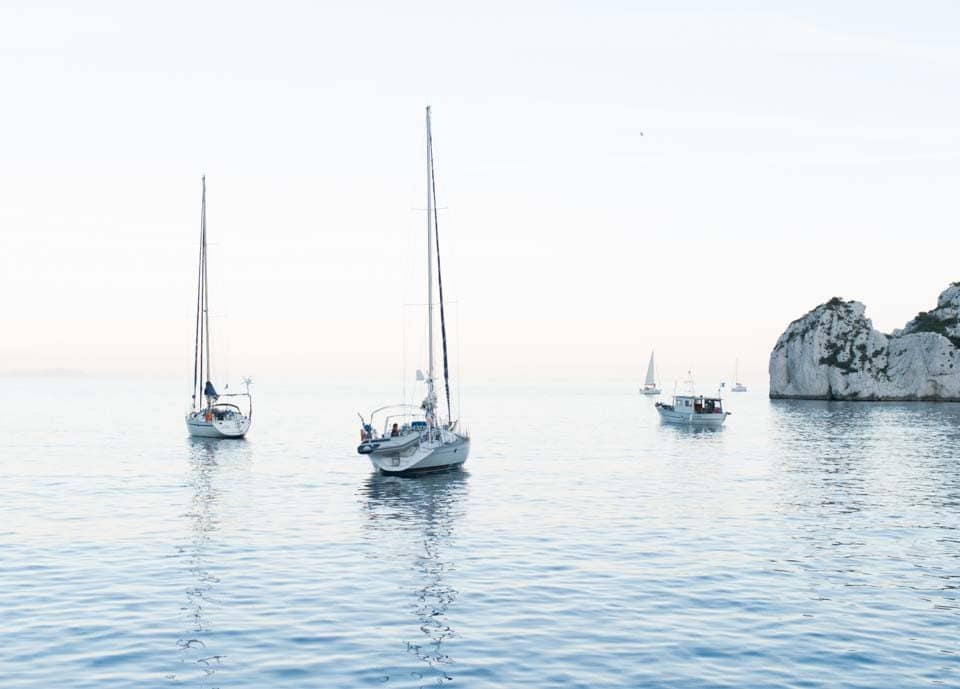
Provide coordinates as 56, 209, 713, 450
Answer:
391, 423, 400, 437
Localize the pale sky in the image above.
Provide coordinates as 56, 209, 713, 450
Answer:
2, 1, 959, 388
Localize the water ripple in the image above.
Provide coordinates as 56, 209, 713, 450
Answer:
0, 381, 958, 687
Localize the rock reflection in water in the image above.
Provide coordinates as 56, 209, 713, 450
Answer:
770, 400, 960, 636
359, 469, 469, 686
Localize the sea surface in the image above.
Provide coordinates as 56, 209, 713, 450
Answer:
1, 378, 959, 688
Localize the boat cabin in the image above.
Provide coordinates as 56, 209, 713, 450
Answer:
661, 395, 724, 414
209, 403, 243, 420
191, 402, 245, 422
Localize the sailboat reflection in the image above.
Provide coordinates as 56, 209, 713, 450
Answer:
359, 469, 469, 685
174, 437, 249, 685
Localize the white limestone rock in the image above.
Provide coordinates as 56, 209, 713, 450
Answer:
769, 283, 960, 400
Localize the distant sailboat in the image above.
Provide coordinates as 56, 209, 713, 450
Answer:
184, 177, 253, 439
640, 350, 661, 395
356, 107, 470, 474
731, 359, 747, 392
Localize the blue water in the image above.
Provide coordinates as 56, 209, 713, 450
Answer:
1, 379, 959, 687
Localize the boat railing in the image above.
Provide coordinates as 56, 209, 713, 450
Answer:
363, 404, 465, 442
213, 392, 252, 417
365, 404, 425, 437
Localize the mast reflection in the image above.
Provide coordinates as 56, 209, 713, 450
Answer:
359, 469, 469, 685
174, 437, 248, 686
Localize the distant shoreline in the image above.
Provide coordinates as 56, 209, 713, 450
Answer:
0, 369, 88, 379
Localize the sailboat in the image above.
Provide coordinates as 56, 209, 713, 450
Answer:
640, 350, 661, 395
185, 176, 253, 439
731, 359, 747, 392
356, 107, 470, 474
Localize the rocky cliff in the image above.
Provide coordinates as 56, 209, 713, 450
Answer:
769, 283, 960, 400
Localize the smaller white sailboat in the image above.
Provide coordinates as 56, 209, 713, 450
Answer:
731, 359, 747, 392
640, 350, 661, 395
184, 177, 252, 439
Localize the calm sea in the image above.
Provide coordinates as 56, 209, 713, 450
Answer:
1, 378, 958, 688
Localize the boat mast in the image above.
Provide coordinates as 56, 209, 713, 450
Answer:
191, 177, 205, 411
203, 177, 211, 398
425, 107, 436, 425
427, 108, 454, 424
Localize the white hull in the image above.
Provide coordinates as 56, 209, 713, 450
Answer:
368, 435, 470, 474
656, 407, 728, 427
185, 413, 251, 439
732, 384, 747, 392
641, 387, 661, 395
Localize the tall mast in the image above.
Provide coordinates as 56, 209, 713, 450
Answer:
192, 177, 205, 411
202, 176, 212, 401
428, 111, 454, 424
425, 106, 436, 419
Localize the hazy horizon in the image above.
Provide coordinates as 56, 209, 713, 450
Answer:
3, 2, 959, 388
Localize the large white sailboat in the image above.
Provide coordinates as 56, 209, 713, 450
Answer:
356, 107, 470, 474
640, 350, 661, 395
185, 177, 252, 439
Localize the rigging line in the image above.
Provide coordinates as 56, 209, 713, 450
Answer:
427, 120, 453, 423
223, 310, 230, 389
192, 177, 205, 410
201, 188, 209, 399
456, 300, 462, 425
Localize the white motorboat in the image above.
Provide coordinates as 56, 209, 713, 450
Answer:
656, 394, 730, 427
184, 177, 252, 439
731, 358, 747, 392
640, 350, 661, 395
655, 375, 730, 427
357, 107, 470, 475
